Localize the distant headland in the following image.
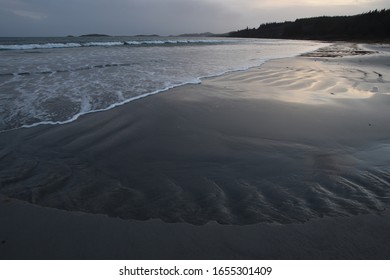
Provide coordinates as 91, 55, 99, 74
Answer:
229, 9, 390, 41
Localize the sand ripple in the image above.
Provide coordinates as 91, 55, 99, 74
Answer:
1, 144, 389, 225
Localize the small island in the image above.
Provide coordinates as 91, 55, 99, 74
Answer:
79, 34, 111, 37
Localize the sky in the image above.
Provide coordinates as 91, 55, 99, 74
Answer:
0, 0, 389, 37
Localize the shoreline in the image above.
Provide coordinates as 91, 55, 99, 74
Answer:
1, 44, 390, 259
1, 39, 329, 134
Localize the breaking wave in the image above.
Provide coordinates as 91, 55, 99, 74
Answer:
0, 39, 230, 50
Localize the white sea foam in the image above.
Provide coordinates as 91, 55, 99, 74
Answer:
82, 41, 124, 47
0, 43, 82, 50
0, 39, 231, 50
125, 39, 228, 45
15, 81, 200, 130
0, 42, 124, 50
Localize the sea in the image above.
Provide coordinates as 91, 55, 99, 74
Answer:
0, 36, 328, 132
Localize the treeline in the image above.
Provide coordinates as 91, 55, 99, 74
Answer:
229, 9, 390, 41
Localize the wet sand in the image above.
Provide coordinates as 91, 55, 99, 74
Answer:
1, 43, 390, 259
1, 194, 390, 259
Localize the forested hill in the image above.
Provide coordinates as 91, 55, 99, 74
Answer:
229, 9, 390, 41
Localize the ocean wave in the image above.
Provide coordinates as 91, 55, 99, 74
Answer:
125, 39, 227, 45
0, 63, 133, 77
0, 64, 259, 133
0, 42, 83, 50
16, 80, 202, 131
0, 39, 229, 50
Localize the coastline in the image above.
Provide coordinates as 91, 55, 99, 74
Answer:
1, 43, 390, 259
0, 37, 326, 133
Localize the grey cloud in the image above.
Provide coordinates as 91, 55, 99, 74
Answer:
0, 0, 240, 36
0, 0, 388, 36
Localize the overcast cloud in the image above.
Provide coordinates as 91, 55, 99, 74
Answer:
0, 0, 388, 36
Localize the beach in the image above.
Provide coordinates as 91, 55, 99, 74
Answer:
1, 43, 390, 259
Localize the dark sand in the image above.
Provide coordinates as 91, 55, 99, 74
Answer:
1, 194, 390, 259
1, 44, 390, 259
